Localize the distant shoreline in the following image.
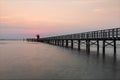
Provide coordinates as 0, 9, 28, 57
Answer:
0, 39, 24, 41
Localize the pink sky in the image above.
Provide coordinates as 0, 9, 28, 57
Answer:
0, 0, 120, 39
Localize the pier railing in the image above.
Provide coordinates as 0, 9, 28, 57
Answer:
42, 28, 120, 40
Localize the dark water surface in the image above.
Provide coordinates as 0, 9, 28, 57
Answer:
0, 41, 120, 80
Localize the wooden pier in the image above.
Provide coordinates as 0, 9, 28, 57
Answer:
27, 28, 120, 57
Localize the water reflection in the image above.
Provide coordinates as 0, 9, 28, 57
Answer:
0, 41, 120, 79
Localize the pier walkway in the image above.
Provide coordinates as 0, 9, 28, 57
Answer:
27, 28, 120, 57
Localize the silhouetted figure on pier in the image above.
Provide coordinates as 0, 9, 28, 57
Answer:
36, 34, 40, 40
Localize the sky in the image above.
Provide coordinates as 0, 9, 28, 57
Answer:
0, 0, 120, 39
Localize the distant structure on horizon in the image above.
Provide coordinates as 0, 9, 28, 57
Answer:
36, 34, 40, 39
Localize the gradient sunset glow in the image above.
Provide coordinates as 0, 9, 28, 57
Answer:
0, 0, 120, 39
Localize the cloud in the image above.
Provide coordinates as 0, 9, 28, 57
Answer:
0, 16, 10, 19
93, 8, 108, 14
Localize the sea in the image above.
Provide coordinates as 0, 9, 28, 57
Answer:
0, 40, 120, 80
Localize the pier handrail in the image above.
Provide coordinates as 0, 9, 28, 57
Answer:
40, 28, 120, 40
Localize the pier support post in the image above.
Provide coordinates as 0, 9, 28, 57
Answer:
86, 40, 90, 54
50, 40, 52, 44
97, 40, 99, 55
78, 40, 81, 51
47, 40, 50, 44
103, 40, 106, 57
88, 40, 90, 54
48, 40, 50, 44
113, 40, 116, 57
71, 40, 73, 48
62, 40, 64, 46
66, 40, 68, 47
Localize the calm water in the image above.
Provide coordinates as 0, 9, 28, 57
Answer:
0, 40, 120, 80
